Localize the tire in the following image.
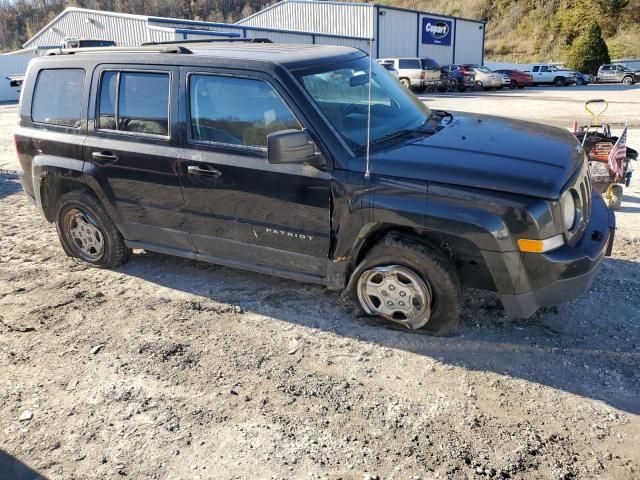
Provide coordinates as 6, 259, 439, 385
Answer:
399, 78, 411, 89
55, 190, 129, 268
509, 81, 517, 89
517, 84, 525, 89
474, 81, 483, 91
349, 234, 461, 335
609, 185, 623, 210
623, 76, 634, 85
457, 84, 467, 92
576, 78, 585, 86
554, 77, 565, 87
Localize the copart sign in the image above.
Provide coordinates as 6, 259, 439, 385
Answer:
422, 17, 453, 46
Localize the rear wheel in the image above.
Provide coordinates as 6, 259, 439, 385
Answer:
608, 185, 624, 210
554, 76, 565, 87
399, 78, 411, 89
350, 235, 461, 335
509, 81, 517, 89
56, 190, 129, 268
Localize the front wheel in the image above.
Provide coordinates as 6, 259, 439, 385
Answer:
623, 76, 634, 85
509, 81, 517, 89
554, 77, 565, 87
350, 235, 461, 335
56, 190, 129, 268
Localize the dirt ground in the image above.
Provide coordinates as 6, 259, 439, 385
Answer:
1, 86, 639, 480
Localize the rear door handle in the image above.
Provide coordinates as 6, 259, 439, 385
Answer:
92, 151, 119, 163
187, 165, 222, 178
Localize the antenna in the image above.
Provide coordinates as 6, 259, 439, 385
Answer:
364, 37, 373, 179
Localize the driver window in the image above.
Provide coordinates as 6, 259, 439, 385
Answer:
541, 66, 550, 72
189, 74, 300, 148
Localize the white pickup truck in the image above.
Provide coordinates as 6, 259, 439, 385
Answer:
528, 64, 576, 86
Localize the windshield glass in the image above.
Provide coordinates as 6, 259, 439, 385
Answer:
297, 57, 431, 151
476, 66, 492, 73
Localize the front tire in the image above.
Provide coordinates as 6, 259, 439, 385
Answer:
55, 190, 129, 268
554, 77, 565, 87
623, 76, 634, 85
350, 235, 461, 335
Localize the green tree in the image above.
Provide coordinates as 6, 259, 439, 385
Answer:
566, 20, 610, 75
596, 0, 629, 15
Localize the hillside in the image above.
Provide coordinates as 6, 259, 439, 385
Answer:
1, 0, 639, 62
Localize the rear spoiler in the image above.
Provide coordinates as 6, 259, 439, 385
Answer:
6, 74, 24, 87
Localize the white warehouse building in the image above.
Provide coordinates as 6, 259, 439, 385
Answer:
239, 1, 487, 66
1, 1, 486, 101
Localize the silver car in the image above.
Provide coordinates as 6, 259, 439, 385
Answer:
464, 65, 502, 89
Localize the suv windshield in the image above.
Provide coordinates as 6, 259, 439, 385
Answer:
297, 57, 431, 152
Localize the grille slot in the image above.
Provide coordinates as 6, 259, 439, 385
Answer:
565, 160, 592, 246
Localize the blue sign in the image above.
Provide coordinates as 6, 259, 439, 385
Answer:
422, 17, 453, 46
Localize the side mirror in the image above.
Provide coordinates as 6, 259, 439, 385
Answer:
267, 129, 321, 165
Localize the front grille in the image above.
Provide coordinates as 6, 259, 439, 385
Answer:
565, 159, 592, 246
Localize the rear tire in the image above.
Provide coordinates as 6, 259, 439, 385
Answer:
349, 234, 461, 335
609, 185, 623, 210
399, 78, 411, 89
509, 81, 517, 89
554, 77, 565, 87
55, 190, 129, 268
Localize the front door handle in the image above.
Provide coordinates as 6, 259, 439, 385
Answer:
187, 165, 222, 178
92, 151, 119, 163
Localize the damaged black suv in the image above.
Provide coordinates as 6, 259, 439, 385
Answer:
15, 42, 614, 334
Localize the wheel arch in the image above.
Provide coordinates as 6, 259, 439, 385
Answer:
346, 223, 496, 291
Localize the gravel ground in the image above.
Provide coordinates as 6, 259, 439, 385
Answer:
1, 87, 639, 480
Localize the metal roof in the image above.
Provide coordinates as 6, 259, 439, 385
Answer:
238, 0, 486, 27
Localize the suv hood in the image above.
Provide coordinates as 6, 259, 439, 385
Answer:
369, 113, 584, 200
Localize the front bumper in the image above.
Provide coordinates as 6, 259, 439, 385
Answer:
500, 193, 614, 318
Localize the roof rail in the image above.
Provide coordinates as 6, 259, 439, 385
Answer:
141, 38, 273, 46
45, 45, 193, 56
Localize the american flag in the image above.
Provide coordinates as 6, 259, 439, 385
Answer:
608, 125, 627, 179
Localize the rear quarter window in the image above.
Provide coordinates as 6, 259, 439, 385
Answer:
31, 68, 85, 128
398, 59, 421, 69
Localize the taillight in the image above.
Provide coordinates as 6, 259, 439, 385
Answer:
420, 71, 425, 79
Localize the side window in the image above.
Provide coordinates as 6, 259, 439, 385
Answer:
532, 66, 540, 72
97, 71, 169, 136
189, 75, 300, 148
398, 59, 421, 69
32, 69, 85, 127
541, 66, 550, 72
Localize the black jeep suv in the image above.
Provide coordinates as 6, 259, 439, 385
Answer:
15, 42, 614, 335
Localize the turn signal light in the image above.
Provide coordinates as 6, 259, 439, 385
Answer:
518, 235, 564, 253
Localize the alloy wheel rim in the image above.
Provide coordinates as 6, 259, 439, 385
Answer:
66, 209, 105, 261
357, 265, 432, 330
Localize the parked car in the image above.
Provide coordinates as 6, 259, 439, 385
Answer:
573, 71, 593, 85
497, 72, 511, 88
529, 64, 576, 86
463, 65, 502, 89
492, 69, 533, 89
596, 64, 640, 85
15, 42, 613, 334
378, 57, 438, 92
440, 64, 476, 91
377, 60, 399, 78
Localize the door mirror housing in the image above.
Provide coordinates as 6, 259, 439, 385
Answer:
267, 129, 321, 165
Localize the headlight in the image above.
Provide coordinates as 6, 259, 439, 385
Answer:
561, 190, 576, 230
